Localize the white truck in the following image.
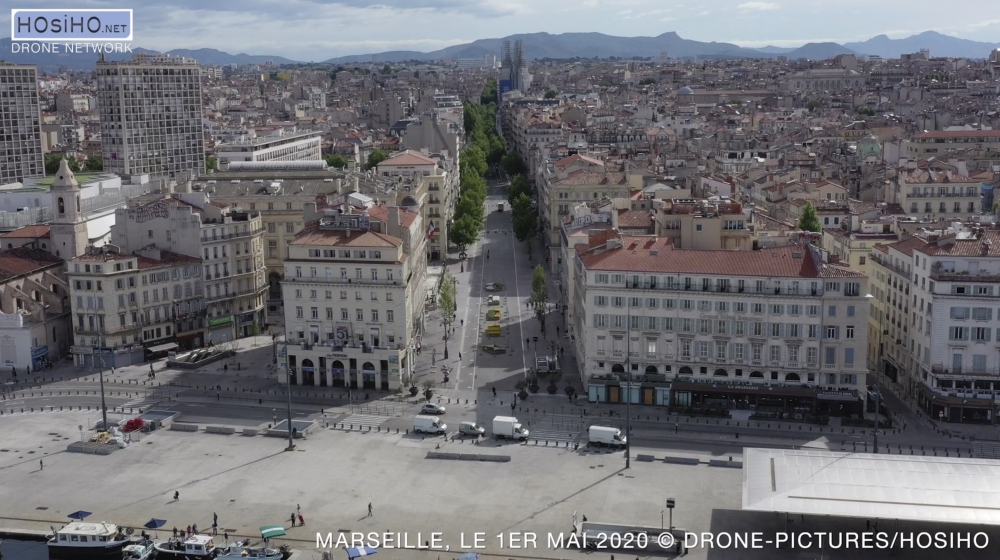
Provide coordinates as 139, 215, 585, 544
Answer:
493, 416, 529, 440
588, 425, 627, 448
413, 415, 447, 435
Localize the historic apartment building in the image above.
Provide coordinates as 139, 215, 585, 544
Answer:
280, 204, 426, 391
376, 150, 457, 261
573, 231, 870, 416
869, 226, 1000, 424
67, 246, 203, 367
113, 193, 267, 342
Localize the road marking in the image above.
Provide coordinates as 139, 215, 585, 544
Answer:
340, 414, 389, 428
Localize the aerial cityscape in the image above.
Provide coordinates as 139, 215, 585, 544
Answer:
4, 3, 1000, 559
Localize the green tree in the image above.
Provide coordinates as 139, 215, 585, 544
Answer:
45, 154, 81, 175
501, 152, 527, 176
449, 214, 480, 250
511, 192, 537, 243
438, 270, 457, 355
480, 78, 498, 105
798, 202, 821, 233
381, 63, 392, 74
544, 90, 557, 99
463, 145, 488, 177
531, 265, 548, 330
324, 154, 348, 168
84, 155, 103, 171
508, 174, 530, 204
366, 149, 389, 170
206, 156, 218, 171
857, 107, 875, 116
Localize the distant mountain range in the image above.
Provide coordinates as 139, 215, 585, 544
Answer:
2, 30, 999, 72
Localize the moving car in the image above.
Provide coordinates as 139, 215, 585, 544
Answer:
421, 403, 446, 415
588, 425, 627, 448
484, 283, 504, 292
497, 203, 504, 212
480, 344, 507, 355
493, 415, 529, 440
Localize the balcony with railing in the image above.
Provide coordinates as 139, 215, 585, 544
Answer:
287, 276, 402, 286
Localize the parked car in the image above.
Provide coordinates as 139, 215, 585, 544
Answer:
484, 283, 505, 292
459, 421, 485, 436
413, 415, 447, 434
421, 403, 446, 415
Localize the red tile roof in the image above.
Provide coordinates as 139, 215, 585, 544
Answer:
578, 236, 859, 278
380, 150, 437, 167
291, 227, 401, 249
367, 204, 419, 229
0, 225, 50, 239
916, 230, 1000, 258
0, 248, 63, 281
914, 130, 1000, 139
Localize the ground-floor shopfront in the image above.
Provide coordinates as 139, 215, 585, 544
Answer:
281, 344, 409, 392
917, 382, 998, 424
72, 343, 146, 369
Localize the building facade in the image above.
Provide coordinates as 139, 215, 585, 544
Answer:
216, 130, 322, 165
0, 248, 71, 371
97, 54, 206, 177
573, 233, 870, 416
870, 227, 1000, 424
0, 63, 44, 185
280, 205, 425, 391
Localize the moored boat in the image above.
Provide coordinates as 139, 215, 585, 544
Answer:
121, 540, 154, 560
216, 540, 287, 559
153, 534, 220, 559
47, 521, 133, 560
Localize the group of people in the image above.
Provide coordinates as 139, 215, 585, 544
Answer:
170, 512, 223, 540
290, 504, 305, 526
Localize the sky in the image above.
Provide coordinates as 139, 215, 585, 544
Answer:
3, 0, 1000, 61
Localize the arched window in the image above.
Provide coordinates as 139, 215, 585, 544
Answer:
713, 369, 728, 377
678, 366, 693, 376
645, 365, 658, 375
785, 373, 800, 382
749, 371, 764, 379
611, 364, 625, 374
57, 197, 65, 214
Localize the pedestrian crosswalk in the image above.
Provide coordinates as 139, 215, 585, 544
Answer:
527, 427, 581, 444
340, 414, 389, 428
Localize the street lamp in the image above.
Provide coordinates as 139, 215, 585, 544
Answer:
271, 332, 277, 364
625, 304, 631, 469
282, 332, 294, 451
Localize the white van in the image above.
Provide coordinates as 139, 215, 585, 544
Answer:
588, 425, 626, 448
414, 415, 447, 435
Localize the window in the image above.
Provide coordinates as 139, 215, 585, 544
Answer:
699, 319, 711, 334
680, 318, 692, 332
593, 314, 607, 328
596, 273, 609, 283
340, 291, 347, 300
808, 324, 820, 338
646, 298, 657, 308
807, 305, 819, 316
844, 348, 854, 366
716, 320, 727, 335
595, 296, 607, 306
386, 310, 394, 322
681, 299, 692, 310
769, 345, 781, 362
341, 308, 349, 320
827, 305, 836, 317
973, 354, 987, 372
630, 297, 642, 308
973, 327, 991, 342
973, 308, 992, 321
371, 292, 378, 301
751, 321, 763, 336
770, 304, 783, 315
949, 327, 969, 341
326, 308, 334, 320
733, 343, 744, 360
311, 307, 318, 319
698, 341, 710, 357
751, 343, 762, 361
788, 346, 798, 363
356, 309, 364, 321
788, 324, 800, 338
950, 307, 970, 320
716, 301, 728, 312
807, 347, 817, 365
296, 306, 303, 318
752, 303, 764, 314
846, 326, 854, 339
612, 297, 624, 307
825, 347, 836, 366
371, 310, 379, 322
770, 323, 781, 337
286, 222, 295, 233
681, 340, 691, 358
847, 305, 855, 317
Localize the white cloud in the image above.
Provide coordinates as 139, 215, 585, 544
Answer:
738, 2, 780, 10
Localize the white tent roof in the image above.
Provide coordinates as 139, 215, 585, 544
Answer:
743, 448, 1000, 525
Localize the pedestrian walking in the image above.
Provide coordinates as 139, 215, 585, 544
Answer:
224, 364, 228, 373
223, 531, 229, 543
216, 391, 220, 401
298, 514, 304, 526
459, 352, 462, 360
492, 387, 497, 397
297, 504, 301, 516
213, 512, 218, 525
212, 523, 218, 536
149, 364, 153, 377
39, 459, 43, 470
368, 502, 373, 517
174, 491, 179, 500
290, 512, 296, 526
237, 362, 241, 370
461, 319, 464, 326
173, 527, 178, 537
187, 525, 192, 535
192, 523, 197, 534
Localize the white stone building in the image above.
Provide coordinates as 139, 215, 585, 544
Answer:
216, 130, 323, 165
280, 204, 426, 391
0, 63, 43, 185
573, 231, 870, 416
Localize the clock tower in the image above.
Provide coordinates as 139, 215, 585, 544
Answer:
49, 158, 88, 259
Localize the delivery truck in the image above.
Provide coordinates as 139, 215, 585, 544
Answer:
588, 425, 627, 448
493, 415, 529, 440
413, 415, 447, 435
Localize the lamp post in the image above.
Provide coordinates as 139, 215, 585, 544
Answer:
625, 304, 631, 470
282, 332, 294, 451
271, 332, 277, 364
96, 335, 109, 431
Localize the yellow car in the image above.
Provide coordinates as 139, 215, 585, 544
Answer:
486, 325, 502, 336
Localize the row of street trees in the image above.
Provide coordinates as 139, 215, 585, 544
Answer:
452, 85, 505, 250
